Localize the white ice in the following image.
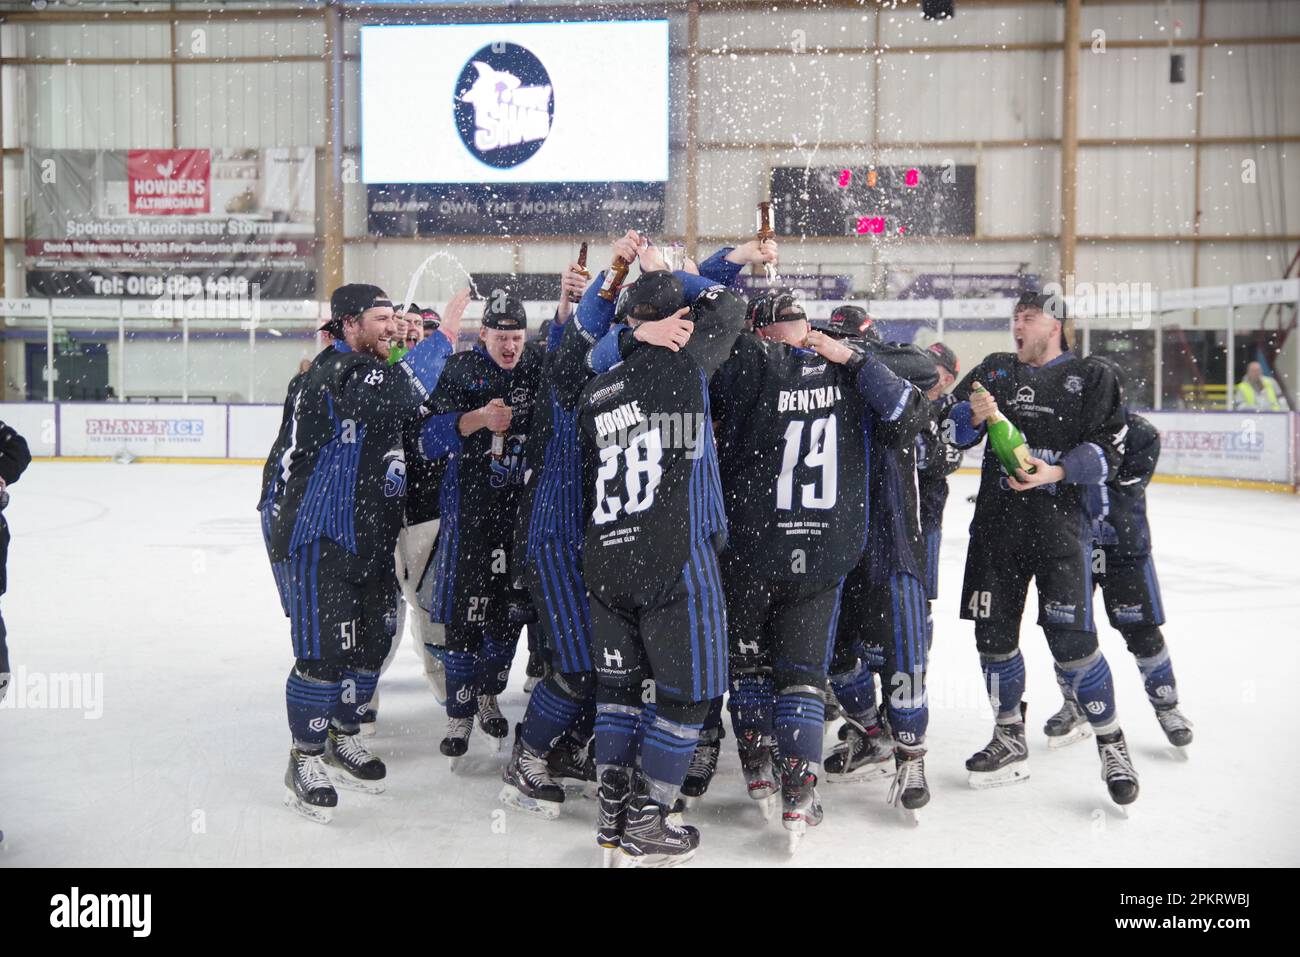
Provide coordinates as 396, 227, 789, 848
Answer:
2, 462, 1298, 867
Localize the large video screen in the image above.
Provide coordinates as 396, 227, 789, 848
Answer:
361, 20, 669, 185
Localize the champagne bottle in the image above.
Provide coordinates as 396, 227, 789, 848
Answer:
598, 247, 631, 301
972, 383, 1036, 477
756, 201, 778, 283
568, 242, 590, 303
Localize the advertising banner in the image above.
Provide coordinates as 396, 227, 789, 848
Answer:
1145, 411, 1292, 484
59, 404, 228, 458
26, 148, 317, 299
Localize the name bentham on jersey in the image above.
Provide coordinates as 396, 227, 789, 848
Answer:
777, 385, 842, 414
593, 400, 707, 459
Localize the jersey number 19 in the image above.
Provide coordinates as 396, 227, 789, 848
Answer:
776, 414, 838, 510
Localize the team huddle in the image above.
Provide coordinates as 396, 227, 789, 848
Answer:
259, 231, 1192, 867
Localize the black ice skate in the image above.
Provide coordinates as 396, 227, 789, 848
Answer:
547, 731, 596, 796
596, 766, 632, 868
476, 694, 509, 748
500, 724, 565, 820
780, 756, 823, 853
1044, 695, 1092, 749
441, 715, 474, 763
618, 780, 700, 868
824, 717, 894, 783
680, 730, 723, 806
966, 705, 1030, 790
1154, 704, 1193, 749
283, 747, 339, 824
736, 730, 779, 819
1097, 729, 1140, 806
886, 746, 930, 821
322, 726, 387, 794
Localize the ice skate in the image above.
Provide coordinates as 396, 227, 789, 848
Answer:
547, 731, 596, 797
1097, 729, 1140, 806
780, 756, 823, 854
596, 766, 632, 868
886, 747, 929, 824
825, 717, 894, 783
1154, 704, 1193, 750
680, 731, 722, 807
283, 748, 338, 824
500, 724, 565, 820
966, 707, 1030, 790
322, 726, 387, 794
441, 715, 474, 768
736, 730, 779, 819
476, 694, 509, 749
618, 780, 700, 868
1044, 696, 1091, 749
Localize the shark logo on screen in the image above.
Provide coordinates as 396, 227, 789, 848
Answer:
453, 43, 554, 169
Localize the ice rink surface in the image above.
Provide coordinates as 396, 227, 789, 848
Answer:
2, 461, 1298, 868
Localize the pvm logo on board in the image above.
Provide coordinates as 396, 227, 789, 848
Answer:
453, 43, 554, 169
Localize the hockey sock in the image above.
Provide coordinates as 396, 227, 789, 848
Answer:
521, 674, 583, 753
635, 700, 658, 762
883, 672, 928, 748
979, 651, 1026, 723
775, 686, 825, 766
829, 660, 878, 725
594, 702, 642, 768
1134, 647, 1179, 709
334, 669, 379, 734
443, 649, 477, 719
572, 695, 596, 742
640, 713, 702, 805
1058, 650, 1118, 734
286, 668, 340, 751
727, 671, 774, 737
475, 632, 517, 697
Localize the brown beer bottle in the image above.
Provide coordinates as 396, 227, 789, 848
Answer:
756, 201, 776, 243
598, 247, 632, 301
569, 241, 590, 303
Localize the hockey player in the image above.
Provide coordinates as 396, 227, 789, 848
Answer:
917, 343, 963, 602
268, 283, 458, 822
0, 420, 32, 709
950, 291, 1138, 805
815, 307, 938, 814
707, 290, 926, 843
367, 294, 471, 730
501, 236, 699, 818
577, 266, 746, 867
1045, 357, 1192, 750
422, 290, 543, 760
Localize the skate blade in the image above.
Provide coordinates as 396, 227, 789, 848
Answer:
478, 729, 507, 752
283, 787, 333, 824
447, 755, 462, 773
498, 784, 561, 820
680, 794, 700, 810
600, 845, 619, 869
967, 762, 1030, 790
1046, 724, 1092, 749
825, 763, 895, 784
324, 767, 386, 795
759, 792, 780, 822
621, 848, 695, 869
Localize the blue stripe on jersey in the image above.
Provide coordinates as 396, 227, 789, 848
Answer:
290, 394, 364, 555
430, 461, 462, 624
527, 390, 584, 555
535, 539, 593, 673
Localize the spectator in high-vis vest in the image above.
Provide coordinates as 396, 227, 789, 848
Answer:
1235, 362, 1286, 411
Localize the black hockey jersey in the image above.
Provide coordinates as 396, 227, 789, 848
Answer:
259, 369, 307, 513
267, 335, 452, 575
952, 351, 1126, 551
711, 334, 874, 582
1086, 409, 1159, 559
578, 286, 747, 594
917, 392, 964, 535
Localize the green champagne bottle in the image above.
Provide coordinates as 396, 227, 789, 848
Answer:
972, 383, 1036, 477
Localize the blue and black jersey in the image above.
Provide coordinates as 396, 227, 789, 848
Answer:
1085, 409, 1159, 559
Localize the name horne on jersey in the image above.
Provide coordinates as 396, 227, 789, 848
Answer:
593, 400, 708, 459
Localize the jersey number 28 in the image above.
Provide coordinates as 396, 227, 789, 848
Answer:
593, 430, 664, 525
776, 415, 838, 510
